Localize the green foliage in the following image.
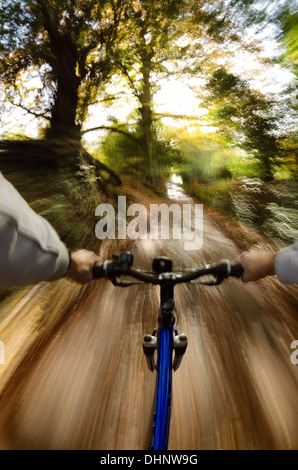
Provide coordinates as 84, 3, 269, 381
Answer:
100, 131, 141, 175
205, 68, 290, 181
277, 1, 298, 80
177, 135, 250, 186
99, 123, 184, 180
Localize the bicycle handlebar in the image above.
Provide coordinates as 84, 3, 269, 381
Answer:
92, 253, 243, 286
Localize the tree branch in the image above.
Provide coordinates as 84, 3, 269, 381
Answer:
153, 112, 209, 122
6, 94, 50, 121
118, 62, 140, 98
82, 125, 141, 145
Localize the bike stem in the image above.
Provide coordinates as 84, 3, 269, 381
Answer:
159, 280, 176, 329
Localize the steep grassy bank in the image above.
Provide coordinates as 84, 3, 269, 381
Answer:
182, 177, 298, 249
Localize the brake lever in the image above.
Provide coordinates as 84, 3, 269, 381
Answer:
190, 260, 230, 286
112, 280, 145, 286
195, 278, 223, 286
111, 276, 145, 287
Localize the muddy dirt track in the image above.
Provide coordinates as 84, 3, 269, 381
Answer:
0, 183, 297, 450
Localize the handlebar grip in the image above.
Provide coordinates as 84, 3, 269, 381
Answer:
230, 263, 244, 278
92, 263, 105, 279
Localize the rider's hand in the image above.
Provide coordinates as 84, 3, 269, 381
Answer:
236, 250, 277, 283
65, 249, 101, 284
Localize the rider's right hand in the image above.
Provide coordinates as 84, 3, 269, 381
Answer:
236, 250, 277, 283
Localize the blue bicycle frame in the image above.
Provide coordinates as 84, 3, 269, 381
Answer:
151, 327, 173, 450
146, 273, 185, 450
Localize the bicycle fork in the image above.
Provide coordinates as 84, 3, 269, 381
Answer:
142, 329, 188, 372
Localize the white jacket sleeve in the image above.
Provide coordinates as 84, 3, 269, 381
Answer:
275, 240, 298, 284
0, 172, 70, 289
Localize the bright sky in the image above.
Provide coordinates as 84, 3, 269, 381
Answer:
154, 80, 204, 117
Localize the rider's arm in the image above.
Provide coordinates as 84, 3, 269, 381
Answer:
0, 172, 99, 288
275, 241, 298, 284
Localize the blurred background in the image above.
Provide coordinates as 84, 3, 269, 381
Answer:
0, 0, 297, 450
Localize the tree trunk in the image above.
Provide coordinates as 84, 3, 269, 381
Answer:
258, 154, 275, 182
37, 0, 81, 141
138, 59, 154, 181
46, 39, 81, 140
